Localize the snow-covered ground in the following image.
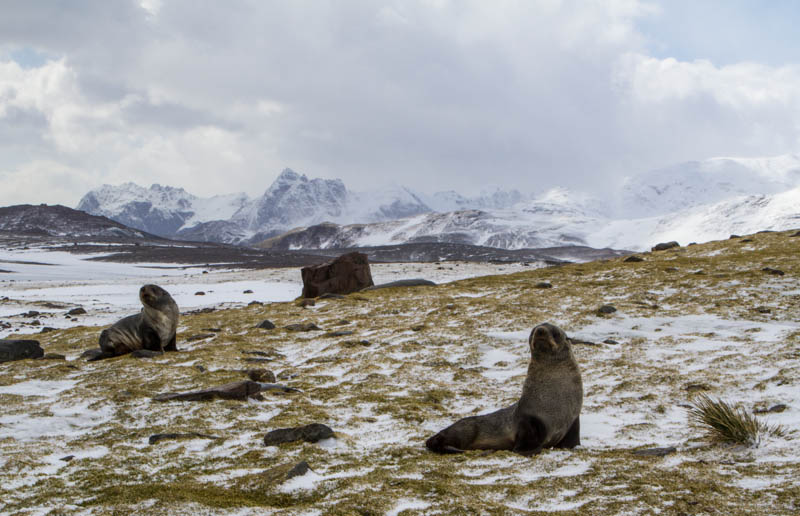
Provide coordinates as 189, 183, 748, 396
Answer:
0, 247, 532, 338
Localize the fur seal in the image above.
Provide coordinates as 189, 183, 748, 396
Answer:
90, 284, 179, 360
425, 323, 582, 455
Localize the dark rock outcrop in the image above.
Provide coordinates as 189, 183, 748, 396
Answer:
596, 304, 617, 315
623, 255, 644, 263
0, 340, 44, 363
301, 252, 373, 298
651, 241, 680, 251
256, 320, 276, 330
263, 423, 334, 446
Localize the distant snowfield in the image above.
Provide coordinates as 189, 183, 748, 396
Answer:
0, 247, 531, 338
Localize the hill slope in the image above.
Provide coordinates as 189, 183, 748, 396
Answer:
1, 229, 798, 514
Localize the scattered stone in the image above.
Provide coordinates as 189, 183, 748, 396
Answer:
301, 252, 374, 298
185, 307, 215, 315
755, 306, 771, 314
80, 348, 107, 361
729, 234, 741, 239
603, 338, 619, 345
445, 304, 455, 310
148, 432, 219, 445
596, 305, 617, 315
325, 330, 354, 338
411, 325, 424, 332
569, 338, 598, 346
651, 241, 680, 251
60, 455, 75, 462
534, 281, 552, 289
0, 339, 44, 362
319, 293, 345, 299
243, 289, 254, 294
256, 319, 276, 330
298, 298, 316, 308
623, 255, 644, 263
684, 383, 710, 392
30, 320, 41, 326
632, 446, 676, 457
242, 350, 273, 357
22, 310, 41, 317
154, 380, 297, 402
186, 333, 216, 342
363, 279, 436, 291
762, 267, 785, 276
194, 365, 206, 372
67, 307, 86, 316
740, 238, 754, 243
264, 423, 334, 446
194, 291, 205, 296
202, 328, 222, 333
244, 358, 274, 364
130, 349, 164, 359
664, 267, 679, 273
335, 319, 351, 325
245, 369, 276, 383
754, 404, 787, 414
286, 461, 311, 479
248, 301, 264, 306
39, 327, 57, 333
285, 323, 321, 332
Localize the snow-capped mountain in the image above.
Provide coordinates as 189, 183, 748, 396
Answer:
77, 183, 250, 237
619, 154, 800, 217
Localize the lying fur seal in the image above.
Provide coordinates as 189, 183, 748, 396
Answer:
425, 322, 582, 455
88, 284, 179, 361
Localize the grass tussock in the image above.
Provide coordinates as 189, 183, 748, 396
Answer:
689, 394, 789, 446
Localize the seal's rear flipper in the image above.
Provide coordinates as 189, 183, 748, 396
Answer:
81, 348, 115, 361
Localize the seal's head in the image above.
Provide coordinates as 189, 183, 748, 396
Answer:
528, 322, 569, 357
139, 284, 173, 309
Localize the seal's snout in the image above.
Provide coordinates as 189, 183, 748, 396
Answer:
534, 326, 549, 340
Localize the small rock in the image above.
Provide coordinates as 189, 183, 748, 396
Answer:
411, 325, 424, 332
754, 404, 787, 414
195, 291, 206, 296
445, 304, 455, 310
651, 241, 680, 251
325, 330, 354, 337
596, 305, 617, 315
243, 289, 254, 294
22, 310, 41, 317
80, 348, 107, 361
363, 279, 436, 291
298, 298, 316, 308
729, 234, 741, 239
603, 338, 619, 345
244, 357, 274, 364
202, 328, 222, 333
335, 319, 351, 325
30, 320, 41, 326
60, 455, 75, 462
194, 364, 206, 372
263, 423, 334, 446
285, 323, 321, 332
249, 300, 264, 306
245, 368, 276, 383
740, 238, 754, 243
186, 333, 216, 342
256, 319, 276, 330
286, 460, 310, 479
664, 267, 679, 273
790, 230, 800, 237
755, 306, 771, 314
762, 267, 785, 276
534, 282, 552, 289
623, 255, 644, 263
39, 327, 57, 333
684, 383, 709, 392
67, 307, 86, 316
0, 339, 44, 363
633, 446, 676, 457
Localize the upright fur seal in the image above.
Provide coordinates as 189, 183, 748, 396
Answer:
89, 284, 179, 360
425, 323, 582, 455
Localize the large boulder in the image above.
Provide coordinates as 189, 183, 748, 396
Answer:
0, 340, 44, 363
300, 252, 374, 298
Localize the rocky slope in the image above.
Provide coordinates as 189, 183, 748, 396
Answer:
1, 229, 798, 514
0, 204, 155, 240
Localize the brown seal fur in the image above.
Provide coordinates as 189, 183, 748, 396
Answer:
425, 322, 583, 455
92, 284, 179, 360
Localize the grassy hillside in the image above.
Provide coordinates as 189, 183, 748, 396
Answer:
1, 230, 799, 515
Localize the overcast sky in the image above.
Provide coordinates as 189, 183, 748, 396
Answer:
2, 0, 800, 206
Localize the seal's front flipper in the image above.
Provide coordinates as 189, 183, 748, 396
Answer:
82, 348, 115, 361
555, 416, 580, 449
513, 416, 546, 456
163, 334, 177, 352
